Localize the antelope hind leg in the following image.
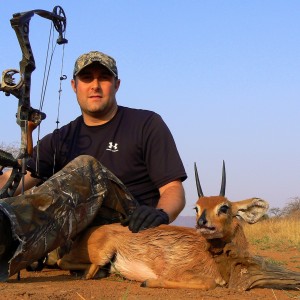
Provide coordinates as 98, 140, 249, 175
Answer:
141, 277, 217, 290
228, 255, 300, 290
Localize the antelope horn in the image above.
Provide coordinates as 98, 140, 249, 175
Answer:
194, 162, 204, 197
219, 160, 226, 196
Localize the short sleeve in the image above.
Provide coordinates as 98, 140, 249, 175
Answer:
142, 113, 187, 188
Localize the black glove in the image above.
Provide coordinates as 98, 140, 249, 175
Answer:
128, 205, 169, 233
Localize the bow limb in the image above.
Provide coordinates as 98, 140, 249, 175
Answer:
10, 7, 67, 158
0, 6, 68, 198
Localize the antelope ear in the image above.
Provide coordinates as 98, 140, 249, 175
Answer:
232, 197, 269, 224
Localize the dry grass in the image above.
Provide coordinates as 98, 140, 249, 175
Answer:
243, 217, 300, 251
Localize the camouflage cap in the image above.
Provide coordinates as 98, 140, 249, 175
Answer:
73, 51, 118, 77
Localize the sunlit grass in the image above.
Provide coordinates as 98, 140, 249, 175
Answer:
244, 217, 300, 251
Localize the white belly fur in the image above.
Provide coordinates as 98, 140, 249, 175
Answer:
112, 253, 158, 281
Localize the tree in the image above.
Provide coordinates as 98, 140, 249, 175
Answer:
268, 207, 283, 218
0, 142, 20, 158
282, 197, 300, 218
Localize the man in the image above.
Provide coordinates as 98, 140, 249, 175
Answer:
0, 51, 187, 280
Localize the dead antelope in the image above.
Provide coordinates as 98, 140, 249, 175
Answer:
57, 162, 300, 290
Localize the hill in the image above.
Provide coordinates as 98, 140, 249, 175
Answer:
171, 215, 195, 228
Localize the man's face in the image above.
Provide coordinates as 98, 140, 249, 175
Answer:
71, 63, 120, 122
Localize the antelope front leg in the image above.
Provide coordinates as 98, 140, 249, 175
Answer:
83, 263, 100, 279
57, 259, 101, 280
57, 259, 92, 272
223, 242, 250, 259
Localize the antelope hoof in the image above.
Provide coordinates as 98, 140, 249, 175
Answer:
216, 278, 226, 287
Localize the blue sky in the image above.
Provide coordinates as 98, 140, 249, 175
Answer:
0, 1, 299, 216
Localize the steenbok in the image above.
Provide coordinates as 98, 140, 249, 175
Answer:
57, 162, 300, 290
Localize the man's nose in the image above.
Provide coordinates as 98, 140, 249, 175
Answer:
91, 78, 101, 90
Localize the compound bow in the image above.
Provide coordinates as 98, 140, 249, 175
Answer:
0, 6, 67, 198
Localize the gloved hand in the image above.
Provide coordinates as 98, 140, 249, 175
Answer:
128, 205, 169, 233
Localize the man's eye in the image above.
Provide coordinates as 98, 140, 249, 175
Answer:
100, 74, 112, 80
79, 74, 92, 81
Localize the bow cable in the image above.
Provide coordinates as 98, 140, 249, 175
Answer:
53, 34, 67, 175
35, 23, 67, 178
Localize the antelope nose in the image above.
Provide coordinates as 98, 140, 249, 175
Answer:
197, 210, 207, 227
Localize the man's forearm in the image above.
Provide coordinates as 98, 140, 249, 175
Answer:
0, 170, 40, 196
0, 171, 12, 189
157, 180, 186, 223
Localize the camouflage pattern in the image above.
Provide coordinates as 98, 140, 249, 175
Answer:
73, 51, 118, 77
0, 155, 138, 281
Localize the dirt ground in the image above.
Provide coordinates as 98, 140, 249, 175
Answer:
0, 246, 299, 300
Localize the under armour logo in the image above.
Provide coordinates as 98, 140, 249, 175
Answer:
106, 142, 119, 152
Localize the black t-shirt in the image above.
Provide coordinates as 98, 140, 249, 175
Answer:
27, 106, 187, 206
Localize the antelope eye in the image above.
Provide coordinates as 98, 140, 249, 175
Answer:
219, 205, 229, 214
193, 206, 199, 214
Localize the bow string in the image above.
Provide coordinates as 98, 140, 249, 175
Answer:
0, 6, 68, 198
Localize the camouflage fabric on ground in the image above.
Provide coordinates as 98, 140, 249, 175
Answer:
0, 155, 138, 281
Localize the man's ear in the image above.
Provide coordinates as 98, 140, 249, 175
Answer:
115, 78, 121, 91
71, 78, 77, 93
